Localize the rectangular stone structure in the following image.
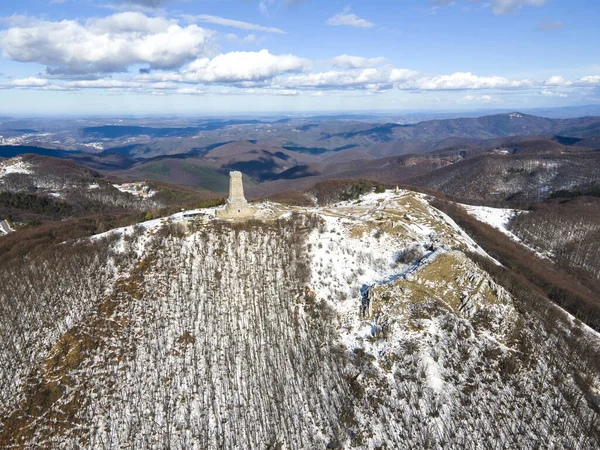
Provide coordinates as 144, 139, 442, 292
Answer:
217, 171, 254, 218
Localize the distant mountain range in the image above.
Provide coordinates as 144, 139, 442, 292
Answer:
1, 112, 599, 201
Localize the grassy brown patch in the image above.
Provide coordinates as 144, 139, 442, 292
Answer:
0, 253, 159, 447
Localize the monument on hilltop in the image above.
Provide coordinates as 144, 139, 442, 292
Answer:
217, 171, 255, 218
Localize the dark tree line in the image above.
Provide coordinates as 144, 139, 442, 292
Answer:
0, 191, 71, 215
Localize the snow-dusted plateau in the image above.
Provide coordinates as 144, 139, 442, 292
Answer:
1, 190, 599, 448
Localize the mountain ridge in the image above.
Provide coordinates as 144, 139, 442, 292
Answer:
1, 190, 599, 448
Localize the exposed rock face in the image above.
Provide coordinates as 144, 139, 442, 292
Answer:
217, 171, 255, 218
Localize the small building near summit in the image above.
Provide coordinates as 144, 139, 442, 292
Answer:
217, 171, 255, 218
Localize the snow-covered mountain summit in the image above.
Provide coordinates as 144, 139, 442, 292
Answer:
1, 189, 599, 448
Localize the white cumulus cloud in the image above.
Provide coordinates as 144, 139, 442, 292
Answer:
63, 79, 143, 89
11, 77, 49, 87
332, 54, 385, 69
543, 75, 600, 88
184, 50, 310, 83
327, 9, 374, 28
0, 12, 213, 75
462, 94, 498, 103
138, 49, 311, 84
574, 75, 600, 86
545, 75, 568, 86
540, 90, 567, 98
175, 87, 208, 95
400, 72, 532, 90
276, 67, 418, 91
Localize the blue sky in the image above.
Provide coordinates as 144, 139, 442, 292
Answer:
0, 0, 598, 115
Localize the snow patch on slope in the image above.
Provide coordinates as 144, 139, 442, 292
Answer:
461, 205, 517, 234
307, 190, 506, 362
0, 157, 33, 178
461, 204, 549, 258
112, 182, 155, 198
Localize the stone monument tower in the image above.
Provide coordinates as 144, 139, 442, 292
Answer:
217, 171, 254, 218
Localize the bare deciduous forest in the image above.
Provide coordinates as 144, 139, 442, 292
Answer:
1, 200, 599, 448
509, 197, 600, 280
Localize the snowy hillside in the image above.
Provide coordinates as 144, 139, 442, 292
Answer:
0, 157, 33, 178
0, 155, 164, 214
1, 190, 599, 448
459, 204, 549, 257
